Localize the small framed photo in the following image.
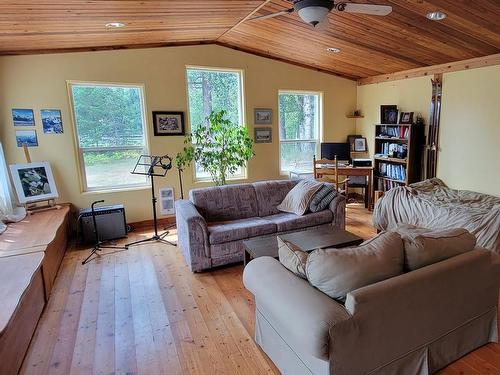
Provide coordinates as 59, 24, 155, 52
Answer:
254, 108, 272, 124
254, 127, 272, 143
12, 108, 35, 126
41, 109, 63, 134
153, 111, 185, 136
353, 137, 367, 152
399, 112, 414, 124
380, 105, 398, 124
9, 161, 59, 204
16, 130, 38, 147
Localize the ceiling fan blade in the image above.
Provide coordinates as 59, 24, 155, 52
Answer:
250, 8, 295, 21
342, 3, 392, 16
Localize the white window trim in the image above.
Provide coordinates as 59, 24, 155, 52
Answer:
67, 80, 150, 193
185, 66, 247, 183
278, 90, 323, 175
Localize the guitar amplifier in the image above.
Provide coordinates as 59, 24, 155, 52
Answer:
79, 204, 127, 243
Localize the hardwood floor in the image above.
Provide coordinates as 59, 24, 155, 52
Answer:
21, 204, 499, 375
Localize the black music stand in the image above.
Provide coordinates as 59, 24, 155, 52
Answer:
82, 200, 128, 265
125, 155, 175, 248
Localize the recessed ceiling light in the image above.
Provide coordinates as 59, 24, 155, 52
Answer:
426, 11, 447, 21
105, 22, 126, 28
326, 47, 341, 53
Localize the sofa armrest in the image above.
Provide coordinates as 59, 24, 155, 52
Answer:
175, 200, 211, 272
328, 249, 499, 375
243, 256, 351, 360
329, 194, 346, 229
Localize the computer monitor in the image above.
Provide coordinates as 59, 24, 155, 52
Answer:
321, 142, 351, 163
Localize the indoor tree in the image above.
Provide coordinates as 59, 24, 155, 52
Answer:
176, 110, 254, 186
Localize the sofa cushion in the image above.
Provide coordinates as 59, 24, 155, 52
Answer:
277, 179, 324, 216
393, 224, 476, 271
306, 232, 404, 301
189, 183, 258, 221
207, 217, 276, 245
253, 180, 300, 217
310, 183, 337, 213
263, 210, 333, 232
277, 237, 308, 279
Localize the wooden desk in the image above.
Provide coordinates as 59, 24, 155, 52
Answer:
315, 166, 373, 209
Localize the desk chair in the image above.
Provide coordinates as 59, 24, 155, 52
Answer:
348, 176, 370, 208
313, 156, 349, 194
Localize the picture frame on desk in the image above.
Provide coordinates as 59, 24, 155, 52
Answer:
353, 137, 367, 152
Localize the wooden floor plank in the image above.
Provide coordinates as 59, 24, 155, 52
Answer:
20, 204, 500, 375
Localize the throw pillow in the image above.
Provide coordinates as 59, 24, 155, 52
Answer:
305, 232, 404, 301
309, 183, 337, 213
277, 236, 308, 279
277, 179, 323, 216
393, 224, 476, 271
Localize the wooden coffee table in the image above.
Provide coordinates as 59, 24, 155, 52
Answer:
242, 226, 364, 266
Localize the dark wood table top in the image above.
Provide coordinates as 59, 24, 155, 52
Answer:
243, 226, 364, 260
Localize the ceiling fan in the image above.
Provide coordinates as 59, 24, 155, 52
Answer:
251, 0, 392, 27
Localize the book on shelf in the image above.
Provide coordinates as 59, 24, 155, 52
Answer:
378, 126, 409, 139
377, 162, 406, 181
377, 142, 408, 159
377, 178, 403, 192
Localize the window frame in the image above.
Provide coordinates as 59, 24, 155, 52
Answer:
278, 90, 323, 174
185, 65, 247, 182
67, 80, 150, 193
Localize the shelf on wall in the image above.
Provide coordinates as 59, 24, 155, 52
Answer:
346, 115, 364, 118
375, 176, 406, 184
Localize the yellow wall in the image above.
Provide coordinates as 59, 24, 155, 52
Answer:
0, 45, 357, 222
356, 65, 500, 197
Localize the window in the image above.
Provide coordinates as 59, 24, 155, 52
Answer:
279, 91, 321, 173
69, 82, 148, 191
186, 66, 245, 180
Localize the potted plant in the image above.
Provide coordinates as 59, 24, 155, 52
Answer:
176, 110, 254, 186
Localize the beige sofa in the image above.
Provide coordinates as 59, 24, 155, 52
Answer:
243, 249, 499, 375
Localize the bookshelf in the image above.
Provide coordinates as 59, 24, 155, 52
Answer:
373, 123, 424, 192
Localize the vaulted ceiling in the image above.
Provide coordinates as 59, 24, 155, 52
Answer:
1, 0, 499, 80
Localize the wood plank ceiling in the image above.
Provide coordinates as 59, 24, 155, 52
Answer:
0, 0, 499, 80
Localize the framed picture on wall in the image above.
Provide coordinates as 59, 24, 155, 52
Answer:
41, 109, 63, 134
12, 108, 35, 126
380, 105, 398, 124
9, 161, 59, 204
153, 111, 185, 136
254, 108, 272, 124
15, 130, 38, 147
254, 127, 272, 143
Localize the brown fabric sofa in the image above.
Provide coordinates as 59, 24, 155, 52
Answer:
243, 248, 499, 375
175, 180, 346, 272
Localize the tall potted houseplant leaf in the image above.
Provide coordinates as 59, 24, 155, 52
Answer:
176, 110, 254, 186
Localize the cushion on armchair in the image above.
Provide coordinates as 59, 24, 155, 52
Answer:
393, 224, 476, 271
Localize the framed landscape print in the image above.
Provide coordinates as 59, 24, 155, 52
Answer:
354, 137, 367, 152
153, 111, 185, 136
41, 109, 63, 134
254, 108, 272, 124
254, 127, 272, 143
15, 130, 38, 147
12, 108, 35, 126
9, 161, 59, 204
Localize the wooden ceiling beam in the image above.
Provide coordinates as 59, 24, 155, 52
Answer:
357, 53, 500, 85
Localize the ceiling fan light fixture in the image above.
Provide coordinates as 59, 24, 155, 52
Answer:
426, 11, 447, 21
326, 47, 341, 53
105, 22, 126, 28
297, 6, 331, 27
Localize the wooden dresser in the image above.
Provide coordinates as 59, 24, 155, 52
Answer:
0, 205, 70, 375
